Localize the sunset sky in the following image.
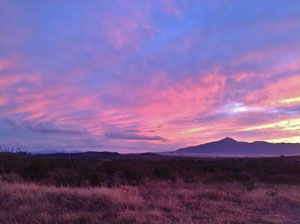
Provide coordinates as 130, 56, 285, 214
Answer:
0, 0, 300, 153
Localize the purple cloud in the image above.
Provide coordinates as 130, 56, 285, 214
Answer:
104, 130, 166, 142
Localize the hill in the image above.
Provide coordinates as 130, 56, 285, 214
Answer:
33, 151, 165, 160
174, 137, 300, 157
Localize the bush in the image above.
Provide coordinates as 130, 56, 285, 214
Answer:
23, 159, 50, 181
153, 167, 175, 181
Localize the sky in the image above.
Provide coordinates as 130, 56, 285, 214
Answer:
0, 0, 300, 153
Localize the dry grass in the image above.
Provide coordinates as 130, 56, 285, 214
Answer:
0, 180, 299, 224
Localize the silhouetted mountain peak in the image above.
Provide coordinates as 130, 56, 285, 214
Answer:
175, 137, 300, 156
219, 137, 237, 143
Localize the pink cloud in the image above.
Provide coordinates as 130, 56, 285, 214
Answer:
245, 74, 300, 107
161, 0, 186, 15
100, 1, 155, 50
0, 60, 12, 71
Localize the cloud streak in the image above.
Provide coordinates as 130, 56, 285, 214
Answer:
104, 131, 166, 142
23, 121, 86, 135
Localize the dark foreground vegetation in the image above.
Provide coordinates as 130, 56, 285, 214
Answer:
0, 152, 300, 187
0, 152, 300, 224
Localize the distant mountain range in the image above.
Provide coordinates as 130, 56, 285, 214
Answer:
171, 137, 300, 157
24, 137, 300, 159
33, 151, 165, 160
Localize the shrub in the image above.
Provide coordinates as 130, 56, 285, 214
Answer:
23, 159, 50, 181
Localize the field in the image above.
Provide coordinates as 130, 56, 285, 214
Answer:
0, 153, 300, 224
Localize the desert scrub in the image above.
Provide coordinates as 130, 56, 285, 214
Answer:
0, 180, 299, 224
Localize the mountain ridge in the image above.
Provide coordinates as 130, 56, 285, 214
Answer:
174, 137, 300, 156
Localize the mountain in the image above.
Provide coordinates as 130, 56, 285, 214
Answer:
33, 151, 166, 160
173, 137, 300, 157
34, 151, 123, 160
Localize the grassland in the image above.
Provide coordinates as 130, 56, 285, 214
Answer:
1, 179, 300, 224
0, 153, 300, 223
